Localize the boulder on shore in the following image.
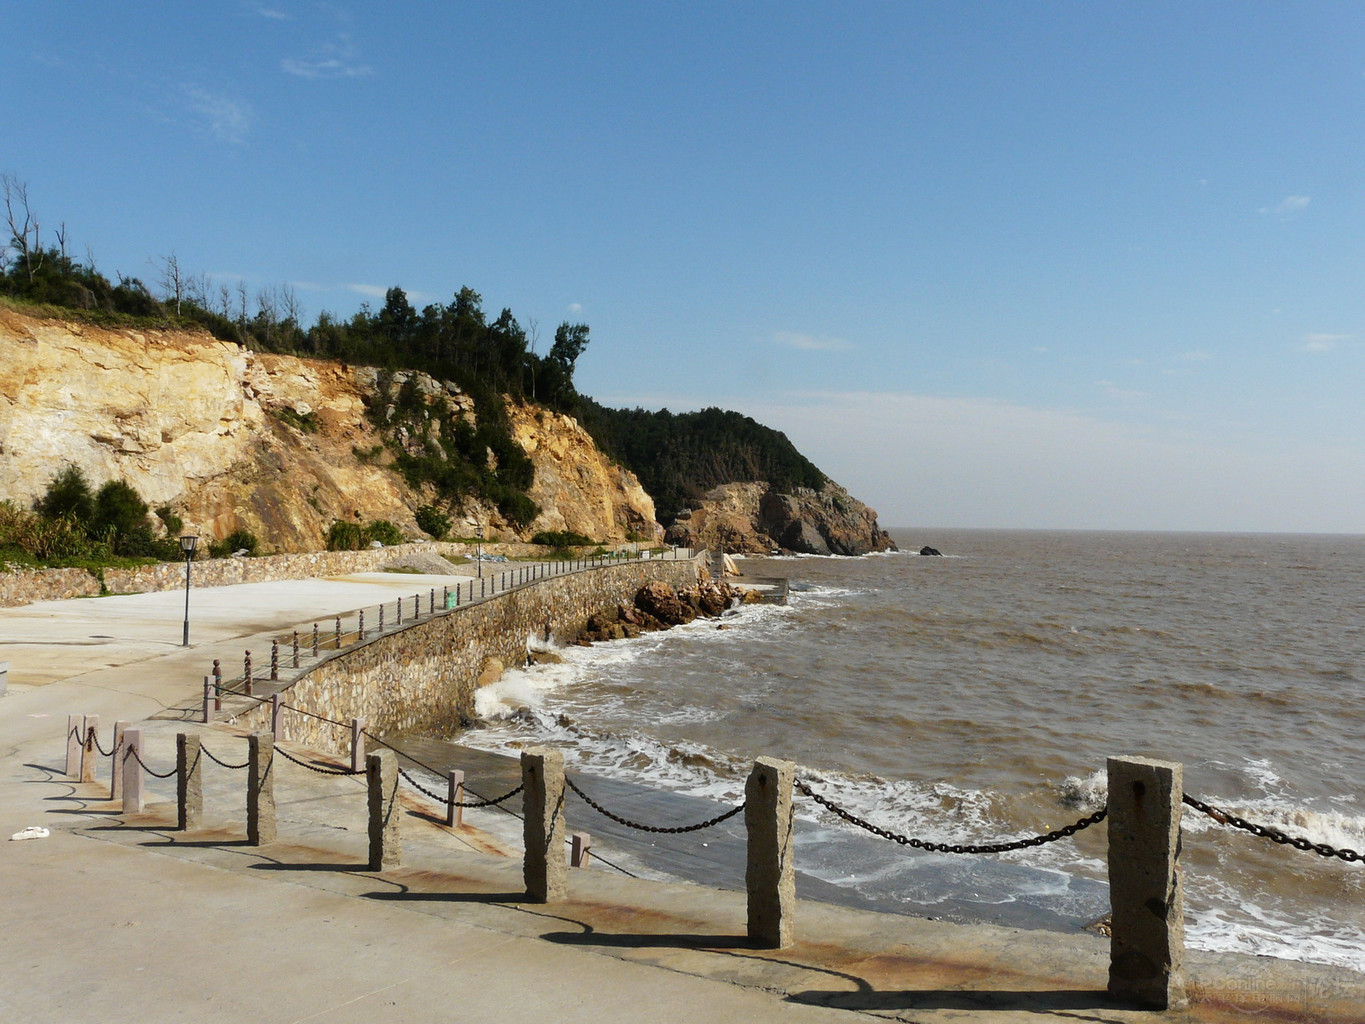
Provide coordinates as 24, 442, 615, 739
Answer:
577, 580, 750, 643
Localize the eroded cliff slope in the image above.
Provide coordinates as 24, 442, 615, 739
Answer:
0, 308, 655, 549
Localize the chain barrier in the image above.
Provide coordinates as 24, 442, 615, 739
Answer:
280, 702, 350, 730
88, 728, 114, 758
456, 781, 525, 809
565, 776, 745, 834
397, 765, 449, 803
273, 744, 362, 776
123, 745, 179, 779
200, 745, 251, 770
360, 730, 450, 779
794, 778, 1106, 854
1182, 794, 1363, 863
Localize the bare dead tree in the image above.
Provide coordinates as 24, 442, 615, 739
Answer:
2, 173, 43, 284
217, 282, 233, 320
151, 252, 185, 315
235, 280, 248, 326
280, 282, 303, 328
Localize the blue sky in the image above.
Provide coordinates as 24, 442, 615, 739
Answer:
5, 3, 1364, 532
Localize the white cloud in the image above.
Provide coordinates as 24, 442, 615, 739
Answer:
249, 4, 291, 19
183, 87, 252, 144
1260, 194, 1311, 218
772, 331, 853, 352
1301, 333, 1349, 353
346, 283, 388, 299
282, 35, 372, 79
568, 302, 583, 314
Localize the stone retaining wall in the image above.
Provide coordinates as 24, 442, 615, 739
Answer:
234, 557, 702, 754
0, 540, 662, 609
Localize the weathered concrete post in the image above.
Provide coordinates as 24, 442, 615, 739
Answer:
202, 676, 215, 723
271, 694, 284, 740
366, 749, 401, 870
65, 714, 85, 777
446, 768, 465, 828
521, 747, 567, 902
109, 721, 130, 801
745, 756, 796, 948
121, 728, 144, 813
1107, 756, 1187, 1010
571, 831, 592, 868
247, 731, 276, 845
350, 718, 366, 774
177, 733, 202, 831
80, 715, 100, 782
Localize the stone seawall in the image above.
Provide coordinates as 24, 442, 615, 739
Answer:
234, 558, 702, 754
0, 540, 660, 609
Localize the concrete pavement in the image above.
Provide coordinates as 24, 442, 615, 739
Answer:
3, 572, 1363, 1023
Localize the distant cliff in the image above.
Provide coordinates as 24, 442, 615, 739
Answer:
0, 307, 655, 549
664, 481, 896, 556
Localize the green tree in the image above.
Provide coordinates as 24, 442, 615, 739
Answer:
91, 479, 156, 556
36, 465, 95, 522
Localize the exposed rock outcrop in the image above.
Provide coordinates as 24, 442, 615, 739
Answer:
0, 308, 657, 550
664, 481, 895, 556
577, 579, 749, 642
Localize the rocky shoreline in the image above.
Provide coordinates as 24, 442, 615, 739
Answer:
574, 578, 759, 644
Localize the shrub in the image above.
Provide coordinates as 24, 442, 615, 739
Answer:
326, 521, 366, 551
415, 504, 451, 540
37, 465, 95, 522
365, 520, 405, 546
91, 480, 156, 557
531, 530, 594, 547
209, 529, 259, 558
155, 505, 184, 537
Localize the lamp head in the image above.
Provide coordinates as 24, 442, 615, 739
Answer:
179, 534, 199, 557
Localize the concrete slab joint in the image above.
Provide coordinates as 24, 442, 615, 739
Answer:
521, 746, 567, 903
745, 756, 796, 948
1106, 755, 1187, 1010
367, 748, 401, 871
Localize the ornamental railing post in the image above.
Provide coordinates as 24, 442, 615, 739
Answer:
1106, 756, 1187, 1010
745, 756, 796, 948
243, 650, 253, 696
271, 640, 279, 680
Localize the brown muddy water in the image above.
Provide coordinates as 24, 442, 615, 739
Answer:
449, 528, 1365, 968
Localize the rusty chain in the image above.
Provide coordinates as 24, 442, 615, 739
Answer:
1182, 794, 1362, 863
273, 744, 362, 776
123, 745, 179, 779
565, 776, 745, 834
199, 745, 251, 770
795, 778, 1106, 854
88, 728, 114, 757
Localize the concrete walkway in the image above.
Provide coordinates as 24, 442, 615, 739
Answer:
2, 573, 1362, 1023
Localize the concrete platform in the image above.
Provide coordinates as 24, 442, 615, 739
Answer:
2, 573, 1362, 1023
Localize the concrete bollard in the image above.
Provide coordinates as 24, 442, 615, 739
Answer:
65, 714, 85, 777
745, 756, 796, 948
1107, 756, 1187, 1010
202, 676, 216, 723
271, 694, 284, 740
446, 768, 465, 828
80, 715, 100, 782
366, 749, 401, 871
177, 733, 202, 831
571, 831, 592, 868
247, 732, 276, 845
350, 718, 366, 774
121, 728, 144, 813
109, 721, 129, 801
521, 747, 568, 902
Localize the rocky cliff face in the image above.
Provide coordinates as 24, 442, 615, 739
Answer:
664, 480, 896, 556
0, 308, 655, 549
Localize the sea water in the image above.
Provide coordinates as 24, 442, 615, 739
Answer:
463, 529, 1365, 969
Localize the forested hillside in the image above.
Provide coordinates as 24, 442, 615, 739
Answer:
576, 402, 827, 523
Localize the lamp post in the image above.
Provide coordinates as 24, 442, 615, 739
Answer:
179, 534, 198, 647
476, 523, 484, 580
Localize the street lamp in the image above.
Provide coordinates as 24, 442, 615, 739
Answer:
179, 534, 198, 647
475, 523, 484, 580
